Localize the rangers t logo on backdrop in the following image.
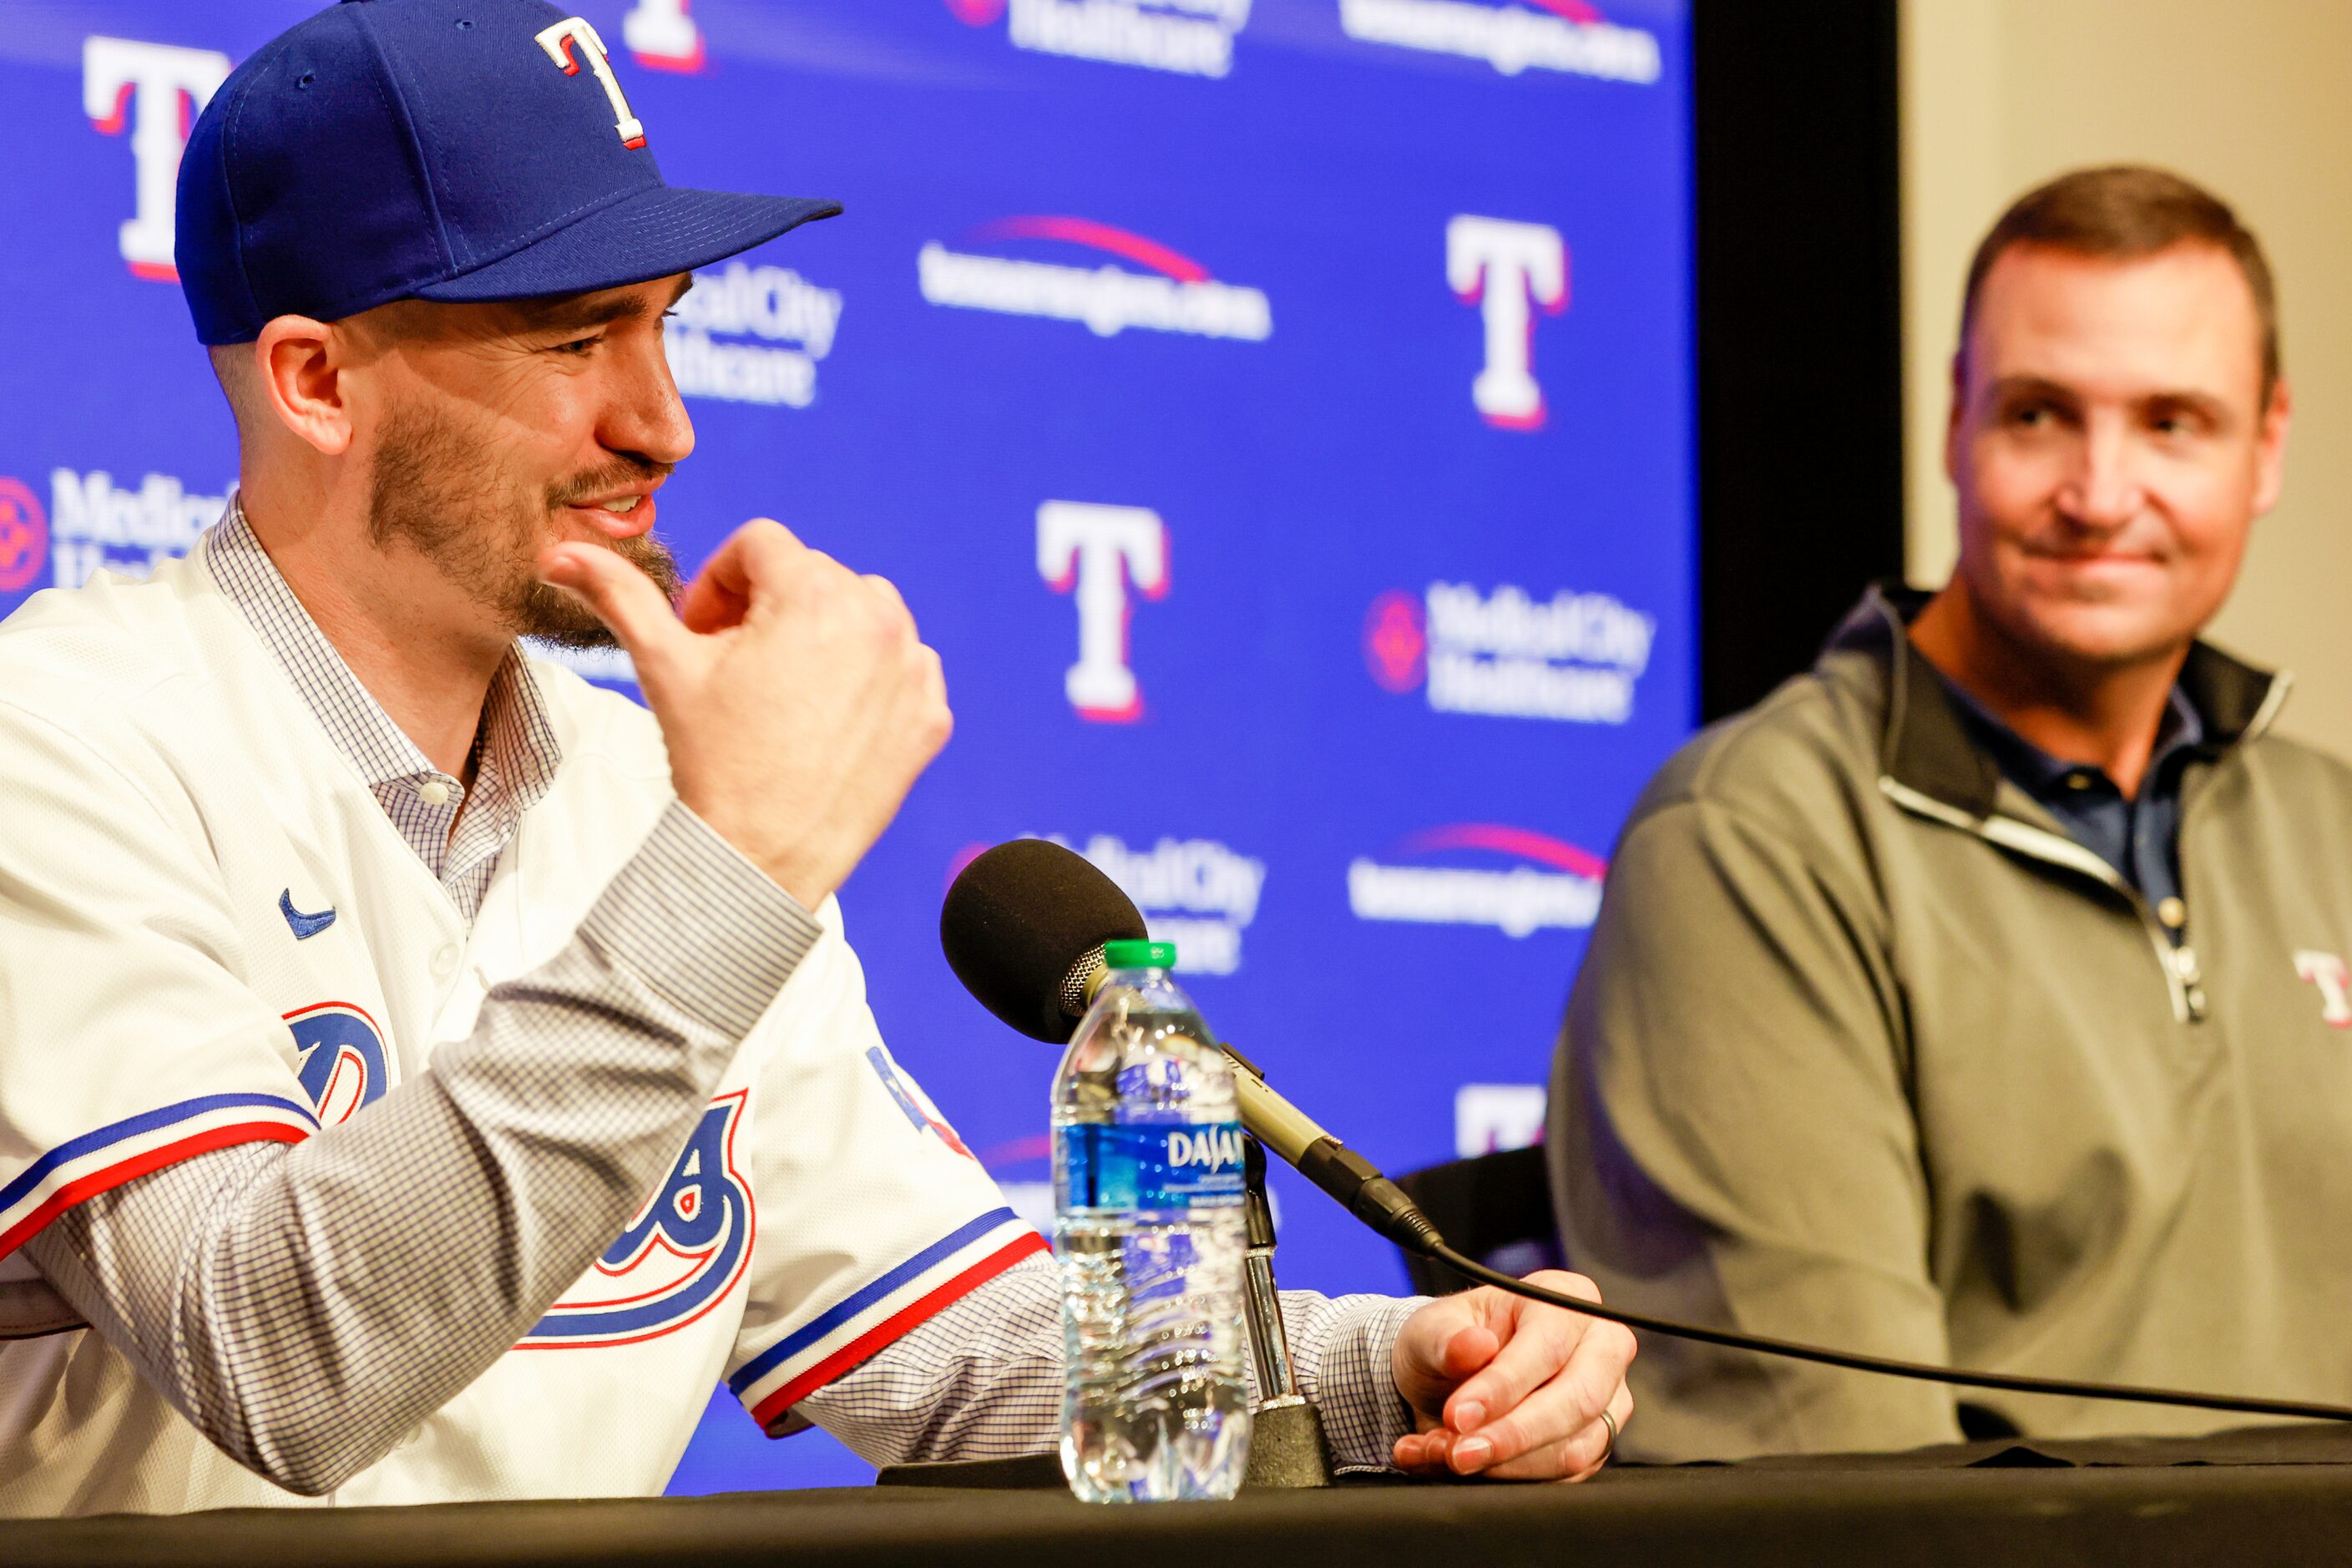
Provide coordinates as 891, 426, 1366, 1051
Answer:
1039, 502, 1168, 723
2296, 950, 2352, 1028
84, 35, 232, 282
624, 0, 705, 72
1449, 216, 1568, 430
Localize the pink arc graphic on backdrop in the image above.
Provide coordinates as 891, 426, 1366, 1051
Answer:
1520, 0, 1606, 21
946, 842, 994, 893
970, 216, 1213, 282
980, 1134, 1054, 1170
1399, 824, 1609, 882
946, 0, 1010, 24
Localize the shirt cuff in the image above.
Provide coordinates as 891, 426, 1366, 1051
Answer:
1298, 1293, 1424, 1475
577, 800, 824, 1041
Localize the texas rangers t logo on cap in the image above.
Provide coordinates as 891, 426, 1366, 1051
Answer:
534, 18, 647, 149
173, 0, 839, 347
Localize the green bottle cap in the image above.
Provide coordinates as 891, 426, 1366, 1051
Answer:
1103, 938, 1176, 970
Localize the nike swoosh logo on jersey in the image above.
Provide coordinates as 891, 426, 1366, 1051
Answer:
279, 890, 336, 940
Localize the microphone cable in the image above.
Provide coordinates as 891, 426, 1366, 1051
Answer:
1421, 1239, 2352, 1425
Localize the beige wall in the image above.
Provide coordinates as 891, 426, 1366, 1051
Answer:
1901, 0, 2352, 755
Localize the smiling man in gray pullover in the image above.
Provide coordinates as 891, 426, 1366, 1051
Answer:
1550, 164, 2352, 1460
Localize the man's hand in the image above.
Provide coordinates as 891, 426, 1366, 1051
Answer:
540, 520, 951, 908
1389, 1270, 1635, 1481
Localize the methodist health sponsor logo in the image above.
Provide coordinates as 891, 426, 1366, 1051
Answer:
959, 834, 1265, 974
1066, 832, 1265, 974
0, 480, 50, 595
1338, 0, 1661, 83
1364, 581, 1655, 724
947, 0, 1251, 78
920, 217, 1271, 343
45, 469, 225, 589
1348, 824, 1606, 938
665, 262, 844, 409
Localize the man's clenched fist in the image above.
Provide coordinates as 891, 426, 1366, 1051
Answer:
541, 519, 951, 908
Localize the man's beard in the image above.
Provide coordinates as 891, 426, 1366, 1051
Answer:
367, 400, 682, 649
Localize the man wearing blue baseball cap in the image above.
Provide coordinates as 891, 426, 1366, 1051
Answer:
0, 0, 1633, 1515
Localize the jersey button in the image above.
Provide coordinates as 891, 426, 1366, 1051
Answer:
2157, 897, 2187, 929
418, 780, 452, 807
431, 942, 460, 978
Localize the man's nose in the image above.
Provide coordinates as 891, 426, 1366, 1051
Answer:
2055, 415, 2144, 532
603, 336, 696, 469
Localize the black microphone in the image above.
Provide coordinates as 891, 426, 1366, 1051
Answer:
942, 838, 1147, 1044
942, 839, 1444, 1257
940, 837, 2352, 1429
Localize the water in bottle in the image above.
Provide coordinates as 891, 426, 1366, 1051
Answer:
1053, 938, 1252, 1503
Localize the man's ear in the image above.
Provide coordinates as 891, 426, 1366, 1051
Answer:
1942, 347, 1968, 487
2252, 375, 2293, 517
253, 316, 354, 457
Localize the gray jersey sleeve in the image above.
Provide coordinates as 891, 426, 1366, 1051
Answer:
799, 1253, 1421, 1474
22, 802, 818, 1498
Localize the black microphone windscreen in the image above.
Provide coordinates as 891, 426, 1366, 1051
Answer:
941, 839, 1148, 1044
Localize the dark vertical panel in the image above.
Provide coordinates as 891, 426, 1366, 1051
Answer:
1693, 0, 1908, 722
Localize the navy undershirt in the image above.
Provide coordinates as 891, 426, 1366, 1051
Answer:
1935, 672, 2206, 927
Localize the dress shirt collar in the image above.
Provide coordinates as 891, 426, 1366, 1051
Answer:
202, 498, 563, 880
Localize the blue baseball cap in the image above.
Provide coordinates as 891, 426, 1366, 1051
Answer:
176, 0, 840, 345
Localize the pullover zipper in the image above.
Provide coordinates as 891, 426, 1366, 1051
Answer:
1879, 778, 2199, 1023
1874, 667, 2287, 1027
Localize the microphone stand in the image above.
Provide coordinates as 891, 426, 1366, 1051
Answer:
1239, 1135, 1331, 1489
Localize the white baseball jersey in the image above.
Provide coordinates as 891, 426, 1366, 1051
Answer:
0, 541, 1043, 1512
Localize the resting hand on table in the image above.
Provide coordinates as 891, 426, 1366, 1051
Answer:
1389, 1269, 1636, 1481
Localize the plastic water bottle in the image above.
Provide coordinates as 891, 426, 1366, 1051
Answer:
1053, 938, 1252, 1503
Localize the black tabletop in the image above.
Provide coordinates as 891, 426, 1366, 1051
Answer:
21, 1424, 2352, 1568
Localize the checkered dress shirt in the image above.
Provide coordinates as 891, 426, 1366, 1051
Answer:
207, 501, 559, 926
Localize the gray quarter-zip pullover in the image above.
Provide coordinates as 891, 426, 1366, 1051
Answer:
1550, 584, 2352, 1461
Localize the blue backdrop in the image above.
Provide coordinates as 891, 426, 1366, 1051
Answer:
0, 0, 1692, 1493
